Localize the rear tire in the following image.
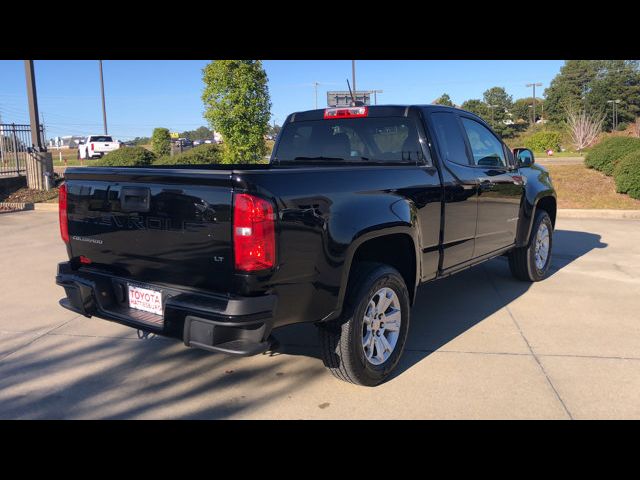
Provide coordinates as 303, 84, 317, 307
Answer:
318, 262, 411, 386
508, 210, 553, 282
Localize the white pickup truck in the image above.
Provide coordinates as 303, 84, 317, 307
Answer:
77, 135, 120, 160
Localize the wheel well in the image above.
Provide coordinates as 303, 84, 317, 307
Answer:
350, 234, 417, 302
536, 196, 557, 227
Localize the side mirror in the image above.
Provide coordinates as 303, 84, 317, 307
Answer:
513, 148, 535, 167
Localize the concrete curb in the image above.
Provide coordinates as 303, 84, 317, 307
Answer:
0, 202, 57, 213
558, 209, 640, 219
33, 202, 58, 211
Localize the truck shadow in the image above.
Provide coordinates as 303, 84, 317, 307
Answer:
275, 229, 608, 380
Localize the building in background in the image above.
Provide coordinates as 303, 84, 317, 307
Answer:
327, 91, 371, 107
49, 135, 85, 148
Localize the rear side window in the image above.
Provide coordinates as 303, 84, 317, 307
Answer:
460, 117, 506, 168
274, 117, 425, 163
430, 112, 470, 165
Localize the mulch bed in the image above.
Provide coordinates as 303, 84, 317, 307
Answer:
0, 186, 59, 204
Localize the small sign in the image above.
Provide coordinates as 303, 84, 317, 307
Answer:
170, 132, 180, 139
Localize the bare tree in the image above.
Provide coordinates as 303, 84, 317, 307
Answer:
634, 117, 640, 138
565, 107, 605, 152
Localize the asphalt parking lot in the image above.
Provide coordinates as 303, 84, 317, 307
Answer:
1, 210, 639, 419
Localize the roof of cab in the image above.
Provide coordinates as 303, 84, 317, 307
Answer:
287, 104, 481, 123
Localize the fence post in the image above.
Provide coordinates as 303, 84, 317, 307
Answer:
0, 126, 5, 168
11, 124, 20, 174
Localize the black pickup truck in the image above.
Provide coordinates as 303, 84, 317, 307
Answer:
56, 105, 556, 386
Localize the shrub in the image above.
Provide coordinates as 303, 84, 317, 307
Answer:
523, 130, 562, 152
585, 137, 640, 176
151, 128, 171, 156
152, 143, 222, 166
95, 146, 156, 167
613, 150, 640, 200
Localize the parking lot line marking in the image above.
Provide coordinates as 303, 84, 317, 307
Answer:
407, 348, 640, 362
0, 315, 80, 363
482, 265, 574, 420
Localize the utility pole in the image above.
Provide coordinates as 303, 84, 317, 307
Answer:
23, 60, 52, 190
99, 60, 108, 135
526, 82, 542, 124
313, 81, 319, 109
351, 60, 356, 101
24, 60, 44, 150
607, 99, 621, 130
41, 112, 46, 147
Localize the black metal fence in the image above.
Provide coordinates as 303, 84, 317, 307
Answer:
0, 124, 45, 176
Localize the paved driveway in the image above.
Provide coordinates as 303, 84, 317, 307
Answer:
1, 210, 639, 419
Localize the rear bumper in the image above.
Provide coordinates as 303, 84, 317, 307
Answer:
55, 262, 277, 356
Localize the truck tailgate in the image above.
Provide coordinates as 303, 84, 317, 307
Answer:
64, 167, 234, 292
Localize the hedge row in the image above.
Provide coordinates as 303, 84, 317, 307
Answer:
523, 130, 562, 152
583, 137, 640, 201
96, 143, 223, 167
94, 146, 156, 166
614, 150, 640, 200
585, 137, 640, 176
153, 143, 222, 165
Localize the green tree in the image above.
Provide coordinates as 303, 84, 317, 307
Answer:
588, 60, 640, 131
512, 97, 546, 124
433, 93, 454, 107
202, 60, 272, 163
131, 136, 150, 146
151, 128, 171, 156
543, 60, 600, 125
543, 60, 640, 130
180, 126, 213, 141
482, 86, 514, 137
460, 99, 489, 120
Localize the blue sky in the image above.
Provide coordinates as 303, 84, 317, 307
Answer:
0, 60, 565, 140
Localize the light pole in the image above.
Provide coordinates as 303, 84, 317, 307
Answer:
351, 60, 356, 100
607, 99, 621, 130
526, 82, 542, 124
99, 60, 108, 135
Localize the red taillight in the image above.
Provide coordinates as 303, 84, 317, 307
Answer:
59, 183, 69, 243
79, 255, 92, 264
324, 106, 368, 119
91, 143, 94, 151
233, 193, 275, 272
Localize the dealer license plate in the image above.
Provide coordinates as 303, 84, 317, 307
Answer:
128, 284, 163, 316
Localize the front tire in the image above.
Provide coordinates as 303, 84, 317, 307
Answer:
508, 210, 553, 282
318, 262, 411, 386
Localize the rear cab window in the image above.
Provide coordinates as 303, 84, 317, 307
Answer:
429, 112, 471, 166
274, 116, 428, 165
89, 136, 113, 143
